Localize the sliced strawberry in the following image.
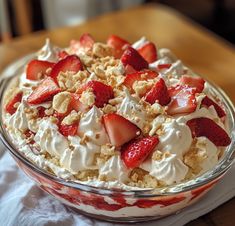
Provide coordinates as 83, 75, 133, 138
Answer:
121, 46, 148, 71
50, 55, 83, 80
37, 106, 47, 118
58, 50, 69, 59
59, 123, 78, 136
187, 117, 231, 146
157, 64, 171, 70
124, 64, 137, 75
201, 96, 226, 118
26, 60, 55, 80
167, 85, 197, 115
79, 33, 95, 50
77, 81, 114, 108
121, 136, 159, 168
137, 42, 157, 63
123, 70, 158, 91
69, 93, 87, 113
5, 92, 23, 114
103, 113, 141, 147
180, 75, 205, 93
27, 77, 61, 105
107, 34, 130, 58
70, 33, 95, 53
144, 78, 170, 105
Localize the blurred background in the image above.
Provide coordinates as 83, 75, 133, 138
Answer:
0, 0, 235, 44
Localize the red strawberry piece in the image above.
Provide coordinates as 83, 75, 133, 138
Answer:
201, 96, 226, 118
79, 33, 95, 50
59, 123, 78, 136
157, 64, 171, 70
27, 77, 61, 105
123, 70, 158, 91
124, 64, 137, 75
26, 60, 55, 80
37, 106, 47, 118
70, 33, 95, 53
5, 92, 23, 114
69, 93, 88, 113
187, 117, 231, 146
50, 55, 83, 79
180, 75, 205, 93
121, 46, 148, 71
137, 42, 157, 63
167, 85, 197, 115
103, 113, 141, 147
107, 34, 130, 58
77, 81, 114, 108
121, 136, 159, 168
58, 50, 69, 59
145, 78, 170, 105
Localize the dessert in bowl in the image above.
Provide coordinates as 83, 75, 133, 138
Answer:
0, 34, 234, 222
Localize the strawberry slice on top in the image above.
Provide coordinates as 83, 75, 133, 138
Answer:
107, 34, 130, 58
59, 123, 78, 137
145, 78, 171, 105
26, 59, 55, 80
27, 77, 61, 105
5, 92, 23, 115
79, 33, 95, 50
187, 117, 231, 146
50, 55, 83, 80
137, 42, 157, 63
167, 85, 197, 115
180, 75, 205, 93
123, 70, 158, 91
103, 113, 141, 147
121, 46, 149, 71
201, 96, 226, 118
70, 33, 95, 53
77, 80, 114, 108
121, 136, 159, 168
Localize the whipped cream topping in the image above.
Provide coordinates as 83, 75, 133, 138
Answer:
195, 137, 219, 174
99, 154, 130, 183
7, 101, 28, 132
19, 73, 41, 96
150, 154, 189, 185
78, 106, 109, 145
34, 119, 69, 157
118, 89, 146, 130
158, 117, 192, 156
37, 39, 59, 62
60, 136, 100, 173
132, 36, 148, 49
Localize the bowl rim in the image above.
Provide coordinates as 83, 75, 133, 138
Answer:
0, 54, 235, 197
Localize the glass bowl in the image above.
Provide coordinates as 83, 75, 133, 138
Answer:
0, 55, 235, 223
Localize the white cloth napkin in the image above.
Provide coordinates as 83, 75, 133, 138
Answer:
0, 141, 235, 226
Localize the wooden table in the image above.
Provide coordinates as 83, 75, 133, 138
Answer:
0, 3, 235, 226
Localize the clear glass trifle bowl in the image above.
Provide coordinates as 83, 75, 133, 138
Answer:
0, 35, 235, 223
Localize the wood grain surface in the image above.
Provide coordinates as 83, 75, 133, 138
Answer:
0, 3, 235, 225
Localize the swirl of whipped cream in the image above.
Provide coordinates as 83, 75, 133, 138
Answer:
60, 136, 100, 173
37, 39, 59, 62
78, 106, 109, 145
19, 73, 41, 96
195, 137, 219, 174
34, 119, 69, 157
158, 117, 192, 156
118, 89, 146, 130
99, 154, 130, 183
132, 37, 147, 49
150, 154, 189, 185
7, 101, 28, 132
